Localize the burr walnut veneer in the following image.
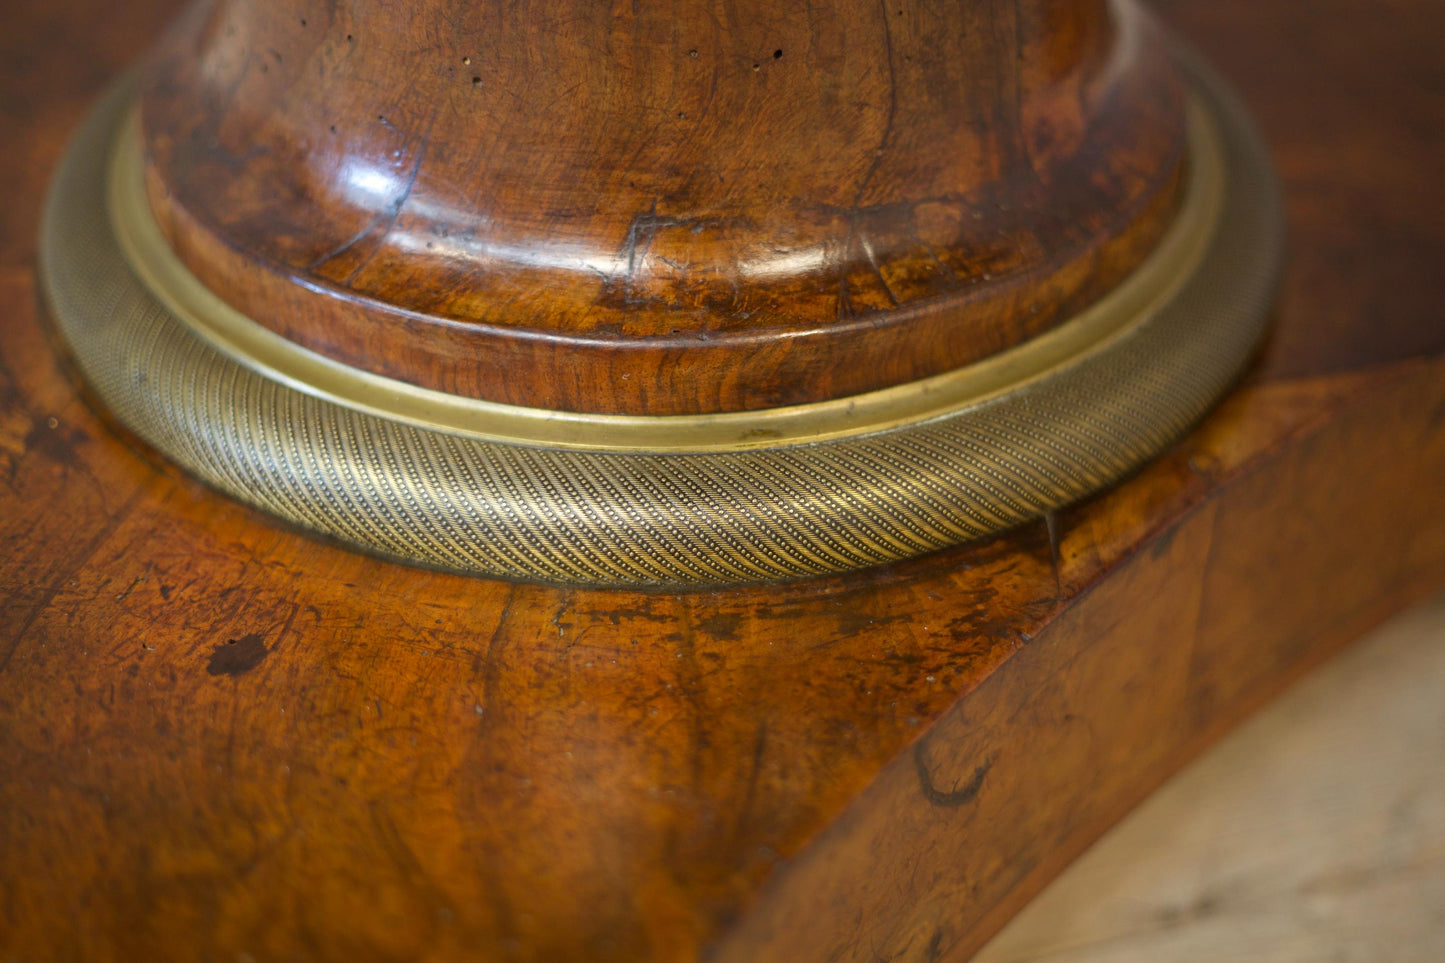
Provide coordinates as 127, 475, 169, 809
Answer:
2, 0, 1444, 960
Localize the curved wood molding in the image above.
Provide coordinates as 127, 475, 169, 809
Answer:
138, 0, 1187, 414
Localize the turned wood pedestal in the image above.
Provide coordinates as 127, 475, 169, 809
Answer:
2, 0, 1443, 960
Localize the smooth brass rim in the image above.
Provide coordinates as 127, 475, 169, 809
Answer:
41, 54, 1283, 586
107, 100, 1225, 453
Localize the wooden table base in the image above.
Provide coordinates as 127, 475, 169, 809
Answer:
2, 0, 1443, 960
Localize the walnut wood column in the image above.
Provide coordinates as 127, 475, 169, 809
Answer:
138, 0, 1187, 414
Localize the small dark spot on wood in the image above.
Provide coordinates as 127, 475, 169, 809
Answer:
697, 612, 743, 641
472, 76, 482, 87
774, 48, 783, 59
207, 633, 269, 677
346, 33, 353, 41
299, 17, 307, 26
927, 927, 945, 962
688, 49, 698, 58
23, 418, 82, 472
752, 63, 760, 71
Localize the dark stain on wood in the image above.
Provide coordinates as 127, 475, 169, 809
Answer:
206, 633, 268, 677
914, 744, 992, 808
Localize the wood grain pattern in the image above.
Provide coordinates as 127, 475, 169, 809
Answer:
137, 0, 1185, 413
2, 0, 1444, 960
974, 592, 1445, 962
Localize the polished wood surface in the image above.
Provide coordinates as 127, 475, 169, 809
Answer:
3, 0, 1444, 961
975, 592, 1445, 962
139, 0, 1184, 413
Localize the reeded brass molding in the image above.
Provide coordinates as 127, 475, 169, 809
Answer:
40, 55, 1283, 585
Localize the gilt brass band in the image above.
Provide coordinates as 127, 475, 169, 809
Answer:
41, 57, 1282, 585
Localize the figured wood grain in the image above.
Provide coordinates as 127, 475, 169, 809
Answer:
1, 0, 1444, 960
973, 592, 1445, 962
137, 0, 1186, 414
711, 362, 1445, 962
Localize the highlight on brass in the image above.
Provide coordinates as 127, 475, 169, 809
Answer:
41, 57, 1280, 586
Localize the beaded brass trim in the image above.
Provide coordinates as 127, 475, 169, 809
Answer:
40, 57, 1282, 585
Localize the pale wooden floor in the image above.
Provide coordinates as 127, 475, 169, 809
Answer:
975, 590, 1445, 963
